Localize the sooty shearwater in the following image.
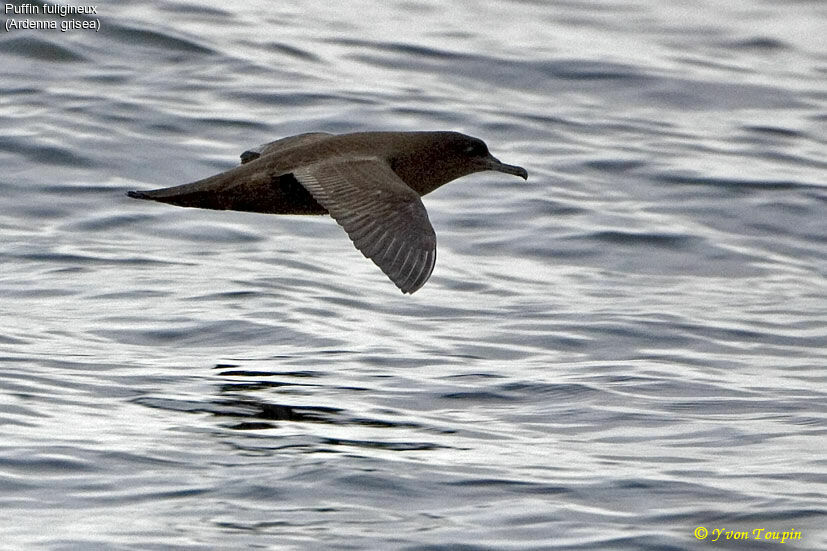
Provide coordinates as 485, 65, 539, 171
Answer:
127, 131, 528, 294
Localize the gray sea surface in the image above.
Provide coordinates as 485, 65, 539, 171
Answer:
1, 0, 826, 549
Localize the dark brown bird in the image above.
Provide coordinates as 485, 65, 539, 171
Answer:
127, 131, 528, 294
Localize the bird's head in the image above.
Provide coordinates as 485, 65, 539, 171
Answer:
390, 132, 527, 196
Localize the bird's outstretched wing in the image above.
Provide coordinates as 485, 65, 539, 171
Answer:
240, 132, 333, 164
293, 156, 436, 294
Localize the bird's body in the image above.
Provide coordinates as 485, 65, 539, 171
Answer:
127, 131, 527, 293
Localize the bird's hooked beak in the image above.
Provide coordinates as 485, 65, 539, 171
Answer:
482, 155, 528, 180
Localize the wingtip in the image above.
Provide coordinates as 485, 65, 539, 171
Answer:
239, 151, 260, 164
126, 190, 149, 199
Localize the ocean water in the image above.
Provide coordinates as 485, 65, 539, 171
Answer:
1, 0, 825, 549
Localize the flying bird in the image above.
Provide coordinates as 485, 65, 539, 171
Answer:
127, 131, 527, 294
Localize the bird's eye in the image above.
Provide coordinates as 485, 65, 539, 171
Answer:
463, 142, 484, 155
